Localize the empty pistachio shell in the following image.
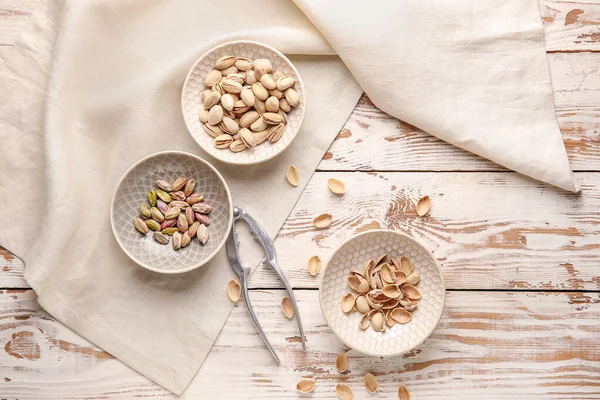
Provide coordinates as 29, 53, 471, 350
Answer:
307, 255, 322, 276
227, 279, 241, 302
286, 165, 299, 187
281, 297, 294, 319
336, 352, 348, 372
416, 195, 431, 216
313, 213, 332, 229
296, 378, 316, 393
360, 313, 371, 330
215, 55, 236, 70
371, 310, 385, 332
380, 264, 395, 283
401, 285, 422, 300
405, 272, 420, 285
386, 309, 397, 327
341, 293, 356, 313
328, 178, 345, 195
399, 384, 411, 400
134, 218, 149, 234
336, 384, 354, 400
355, 295, 370, 314
204, 69, 222, 87
400, 256, 414, 275
394, 270, 407, 285
364, 373, 378, 393
382, 284, 402, 299
347, 275, 369, 294
391, 308, 413, 324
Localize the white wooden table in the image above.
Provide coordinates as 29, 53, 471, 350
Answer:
1, 1, 600, 398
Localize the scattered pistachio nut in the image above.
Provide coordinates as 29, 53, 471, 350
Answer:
134, 218, 149, 234
153, 231, 169, 245
172, 231, 182, 250
197, 224, 209, 245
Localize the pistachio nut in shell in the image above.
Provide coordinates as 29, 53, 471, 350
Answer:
281, 297, 294, 319
265, 96, 279, 112
336, 352, 348, 372
204, 123, 224, 138
285, 88, 299, 106
134, 218, 149, 234
267, 123, 285, 143
286, 165, 299, 187
262, 112, 282, 125
276, 76, 295, 91
253, 129, 269, 145
245, 69, 257, 84
254, 98, 267, 115
313, 213, 332, 229
220, 93, 234, 111
230, 139, 248, 152
221, 65, 238, 76
251, 82, 269, 101
279, 98, 291, 112
250, 116, 268, 132
214, 134, 234, 149
232, 100, 251, 114
296, 379, 316, 394
240, 87, 255, 106
234, 57, 252, 71
252, 58, 272, 72
208, 104, 224, 125
307, 255, 321, 276
239, 110, 259, 127
204, 69, 222, 87
335, 384, 354, 400
198, 107, 209, 123
240, 128, 257, 148
203, 91, 220, 109
214, 55, 236, 70
328, 178, 345, 195
222, 79, 243, 94
341, 293, 356, 313
416, 195, 432, 216
364, 373, 378, 393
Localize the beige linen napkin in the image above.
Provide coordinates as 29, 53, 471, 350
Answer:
0, 0, 577, 394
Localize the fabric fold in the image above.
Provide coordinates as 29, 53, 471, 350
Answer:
294, 0, 579, 192
0, 0, 578, 394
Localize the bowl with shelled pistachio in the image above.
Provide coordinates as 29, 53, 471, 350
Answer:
181, 41, 306, 165
110, 151, 233, 274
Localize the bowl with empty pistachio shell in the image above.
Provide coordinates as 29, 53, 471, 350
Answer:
110, 151, 233, 274
319, 230, 446, 356
181, 40, 306, 165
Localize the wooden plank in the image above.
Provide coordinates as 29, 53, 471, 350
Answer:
541, 0, 600, 52
1, 289, 599, 399
318, 52, 600, 172
3, 172, 599, 291
0, 0, 599, 52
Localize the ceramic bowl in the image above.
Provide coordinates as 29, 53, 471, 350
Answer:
319, 230, 446, 356
110, 151, 233, 274
181, 40, 306, 165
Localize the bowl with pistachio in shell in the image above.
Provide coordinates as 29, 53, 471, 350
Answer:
319, 230, 446, 357
181, 41, 306, 165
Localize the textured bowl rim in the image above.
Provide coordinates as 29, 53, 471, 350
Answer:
181, 40, 307, 166
319, 229, 446, 357
109, 150, 234, 274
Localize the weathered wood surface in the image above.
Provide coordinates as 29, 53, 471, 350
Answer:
3, 172, 599, 291
319, 52, 600, 172
1, 289, 599, 399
